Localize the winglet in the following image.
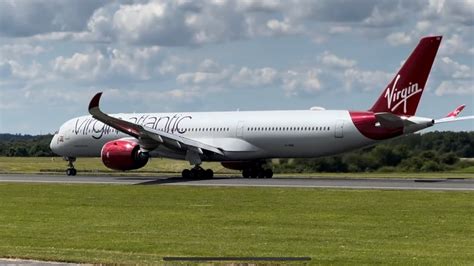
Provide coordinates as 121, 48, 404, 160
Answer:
88, 92, 103, 112
87, 91, 141, 138
445, 104, 465, 118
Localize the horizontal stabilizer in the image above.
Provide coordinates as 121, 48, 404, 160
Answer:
435, 115, 474, 124
374, 112, 414, 128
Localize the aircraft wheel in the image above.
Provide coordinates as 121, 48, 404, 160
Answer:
205, 169, 214, 179
191, 168, 200, 179
182, 169, 191, 179
250, 169, 258, 178
66, 168, 76, 176
242, 169, 250, 178
264, 169, 273, 178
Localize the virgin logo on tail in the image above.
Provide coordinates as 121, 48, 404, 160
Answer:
384, 74, 423, 114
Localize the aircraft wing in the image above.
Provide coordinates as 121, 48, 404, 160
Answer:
88, 92, 224, 155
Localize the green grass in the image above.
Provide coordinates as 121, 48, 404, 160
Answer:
0, 183, 473, 264
454, 165, 474, 173
0, 156, 237, 175
0, 157, 473, 178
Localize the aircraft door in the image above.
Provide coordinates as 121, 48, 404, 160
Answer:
236, 121, 245, 137
334, 120, 344, 138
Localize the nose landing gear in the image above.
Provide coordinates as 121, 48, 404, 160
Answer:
64, 157, 77, 176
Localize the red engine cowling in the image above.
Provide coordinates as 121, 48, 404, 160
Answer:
101, 139, 148, 171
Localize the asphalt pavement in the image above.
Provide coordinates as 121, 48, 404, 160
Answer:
0, 174, 473, 191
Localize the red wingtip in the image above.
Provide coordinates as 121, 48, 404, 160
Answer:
88, 92, 103, 111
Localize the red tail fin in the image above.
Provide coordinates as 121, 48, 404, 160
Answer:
370, 36, 442, 116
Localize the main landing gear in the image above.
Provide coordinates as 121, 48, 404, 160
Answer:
65, 157, 77, 176
181, 165, 214, 179
242, 164, 273, 179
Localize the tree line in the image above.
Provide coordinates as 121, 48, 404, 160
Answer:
0, 134, 55, 157
1, 131, 473, 172
274, 131, 474, 173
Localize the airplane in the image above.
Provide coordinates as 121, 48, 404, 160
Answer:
50, 35, 473, 178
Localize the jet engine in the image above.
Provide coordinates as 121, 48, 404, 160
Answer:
101, 139, 149, 171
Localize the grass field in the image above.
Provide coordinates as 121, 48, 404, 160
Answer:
1, 157, 473, 178
0, 156, 238, 175
0, 183, 473, 264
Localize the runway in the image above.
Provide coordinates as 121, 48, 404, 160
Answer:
0, 174, 473, 191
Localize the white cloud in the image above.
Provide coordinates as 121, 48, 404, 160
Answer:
266, 18, 301, 35
435, 80, 474, 96
362, 5, 406, 28
386, 32, 412, 46
85, 1, 254, 46
52, 46, 162, 82
110, 2, 193, 46
415, 20, 431, 32
158, 56, 191, 75
177, 70, 231, 86
53, 50, 107, 80
0, 0, 104, 37
439, 34, 472, 56
231, 67, 278, 87
319, 51, 356, 68
176, 58, 323, 96
328, 26, 351, 34
424, 0, 474, 26
382, 1, 473, 55
438, 57, 473, 79
343, 68, 392, 92
0, 60, 44, 80
125, 88, 201, 102
1, 0, 471, 57
281, 69, 322, 96
198, 59, 221, 72
237, 0, 282, 12
0, 44, 46, 59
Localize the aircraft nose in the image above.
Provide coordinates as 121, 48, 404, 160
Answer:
50, 134, 58, 153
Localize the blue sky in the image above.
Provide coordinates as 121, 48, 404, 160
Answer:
0, 0, 473, 134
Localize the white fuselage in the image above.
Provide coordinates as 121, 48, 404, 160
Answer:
51, 109, 379, 161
